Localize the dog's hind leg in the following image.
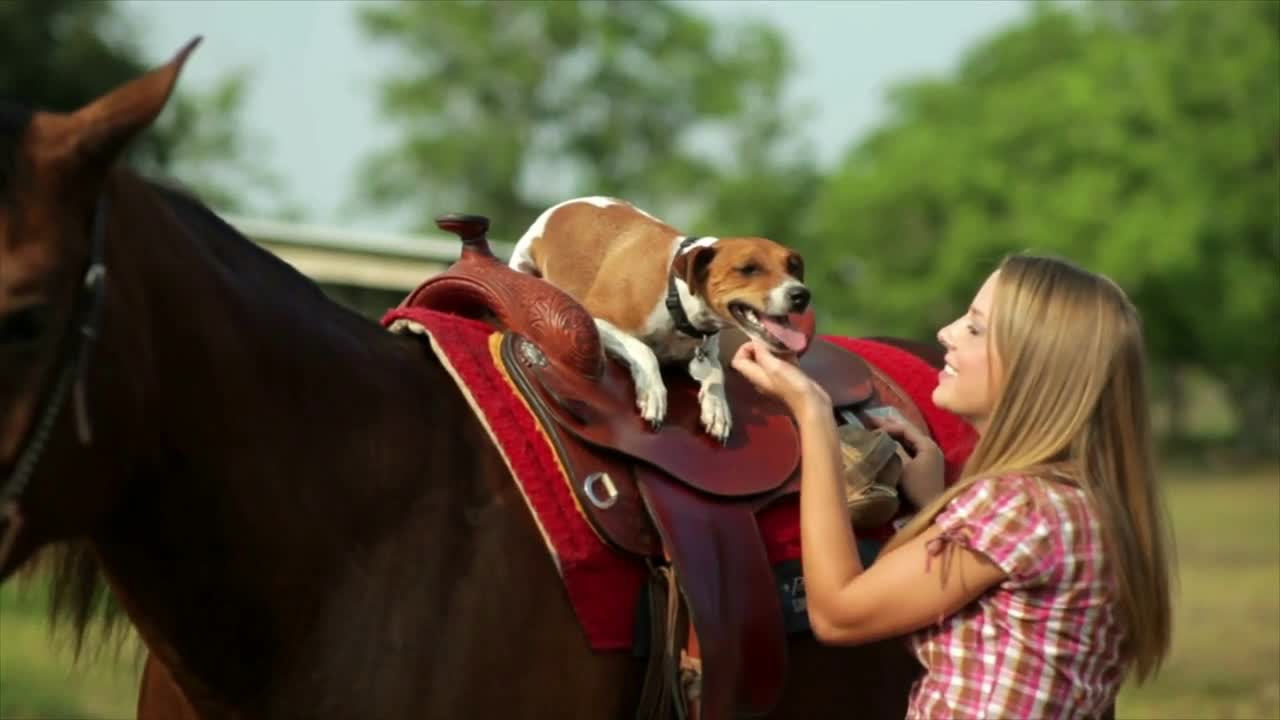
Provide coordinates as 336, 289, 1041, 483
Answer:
689, 333, 731, 443
594, 319, 667, 428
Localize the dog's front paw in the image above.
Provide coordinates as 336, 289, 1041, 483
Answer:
634, 374, 668, 429
699, 384, 732, 443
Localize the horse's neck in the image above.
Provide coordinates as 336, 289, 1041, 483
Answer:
93, 174, 484, 712
112, 175, 436, 537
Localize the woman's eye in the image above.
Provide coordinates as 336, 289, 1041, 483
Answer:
966, 323, 981, 336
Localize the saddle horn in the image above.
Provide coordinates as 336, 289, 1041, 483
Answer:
435, 213, 494, 262
396, 213, 606, 381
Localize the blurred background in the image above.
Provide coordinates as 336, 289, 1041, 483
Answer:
1, 0, 1276, 718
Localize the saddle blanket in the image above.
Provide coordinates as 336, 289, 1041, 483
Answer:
381, 306, 975, 651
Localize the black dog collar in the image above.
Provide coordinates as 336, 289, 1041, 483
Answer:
665, 236, 716, 339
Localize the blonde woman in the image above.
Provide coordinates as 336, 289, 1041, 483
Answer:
731, 253, 1173, 719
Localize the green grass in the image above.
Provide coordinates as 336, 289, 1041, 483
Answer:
1116, 464, 1280, 720
0, 577, 143, 720
2, 464, 1277, 719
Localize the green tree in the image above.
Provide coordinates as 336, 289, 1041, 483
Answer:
356, 0, 810, 240
808, 0, 1279, 450
0, 0, 288, 215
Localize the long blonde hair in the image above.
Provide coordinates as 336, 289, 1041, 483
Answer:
883, 253, 1173, 682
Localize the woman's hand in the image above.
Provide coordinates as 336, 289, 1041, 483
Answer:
730, 339, 831, 416
864, 415, 945, 508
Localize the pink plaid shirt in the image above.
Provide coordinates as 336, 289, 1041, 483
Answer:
906, 473, 1125, 719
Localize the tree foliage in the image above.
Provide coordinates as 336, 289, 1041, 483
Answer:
356, 0, 808, 239
808, 0, 1279, 444
0, 0, 285, 214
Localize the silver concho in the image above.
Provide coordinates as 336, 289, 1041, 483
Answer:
517, 338, 548, 369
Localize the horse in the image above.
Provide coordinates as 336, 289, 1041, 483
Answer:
0, 41, 940, 719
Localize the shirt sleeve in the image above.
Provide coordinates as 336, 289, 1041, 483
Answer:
930, 474, 1059, 588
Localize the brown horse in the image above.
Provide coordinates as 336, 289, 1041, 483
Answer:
0, 42, 934, 719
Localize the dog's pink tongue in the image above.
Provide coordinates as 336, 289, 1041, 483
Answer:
762, 315, 810, 353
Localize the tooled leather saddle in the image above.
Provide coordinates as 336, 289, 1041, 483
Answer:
396, 214, 929, 720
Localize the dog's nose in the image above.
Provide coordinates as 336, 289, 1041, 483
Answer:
787, 286, 811, 312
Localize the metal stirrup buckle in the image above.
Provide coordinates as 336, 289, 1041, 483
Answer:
582, 472, 619, 509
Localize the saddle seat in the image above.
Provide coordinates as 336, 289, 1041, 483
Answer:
396, 215, 928, 720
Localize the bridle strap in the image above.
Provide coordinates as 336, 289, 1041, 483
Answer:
72, 195, 109, 442
0, 193, 109, 510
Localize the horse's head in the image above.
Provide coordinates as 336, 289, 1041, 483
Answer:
0, 39, 200, 580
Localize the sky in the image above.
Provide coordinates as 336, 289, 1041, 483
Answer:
122, 0, 1029, 233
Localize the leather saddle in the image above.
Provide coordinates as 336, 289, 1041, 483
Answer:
397, 215, 929, 720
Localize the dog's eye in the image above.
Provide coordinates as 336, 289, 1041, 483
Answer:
737, 263, 760, 277
787, 255, 805, 280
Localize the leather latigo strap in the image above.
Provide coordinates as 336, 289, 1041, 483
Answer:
637, 464, 788, 718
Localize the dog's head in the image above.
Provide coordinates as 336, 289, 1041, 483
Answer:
672, 237, 812, 354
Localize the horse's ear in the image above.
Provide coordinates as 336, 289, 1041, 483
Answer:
52, 37, 201, 173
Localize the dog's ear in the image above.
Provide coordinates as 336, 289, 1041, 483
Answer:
672, 246, 717, 296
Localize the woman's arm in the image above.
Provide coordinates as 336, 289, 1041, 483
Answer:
793, 400, 867, 617
794, 402, 1006, 646
733, 340, 1007, 645
805, 522, 1006, 645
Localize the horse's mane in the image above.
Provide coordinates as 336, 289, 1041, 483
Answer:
22, 543, 136, 663
0, 101, 34, 206
149, 178, 367, 319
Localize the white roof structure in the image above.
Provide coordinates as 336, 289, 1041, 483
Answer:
226, 214, 515, 292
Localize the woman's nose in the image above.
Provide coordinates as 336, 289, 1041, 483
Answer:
937, 324, 953, 349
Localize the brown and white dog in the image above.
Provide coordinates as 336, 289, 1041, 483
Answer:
509, 196, 811, 442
